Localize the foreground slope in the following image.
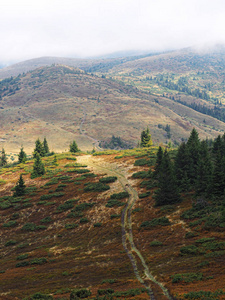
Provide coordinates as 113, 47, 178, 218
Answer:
1, 65, 225, 155
0, 150, 225, 300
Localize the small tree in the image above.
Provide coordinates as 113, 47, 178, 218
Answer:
0, 148, 7, 166
18, 146, 27, 163
33, 138, 45, 158
31, 153, 45, 178
43, 137, 50, 155
70, 140, 79, 153
153, 146, 163, 179
140, 128, 152, 147
14, 175, 26, 197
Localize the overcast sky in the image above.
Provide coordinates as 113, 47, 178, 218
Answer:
1, 0, 225, 64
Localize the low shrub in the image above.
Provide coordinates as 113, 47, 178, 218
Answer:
94, 223, 102, 227
134, 158, 149, 166
65, 223, 78, 229
139, 192, 150, 198
30, 257, 47, 265
2, 220, 18, 228
29, 292, 53, 300
180, 245, 200, 255
70, 288, 91, 299
150, 240, 163, 246
80, 217, 89, 224
101, 279, 117, 284
5, 240, 17, 247
16, 254, 29, 260
132, 171, 150, 179
16, 261, 30, 268
171, 272, 203, 283
56, 202, 74, 212
184, 290, 225, 299
97, 289, 114, 295
140, 217, 170, 228
110, 191, 129, 200
99, 176, 117, 183
40, 216, 52, 223
106, 199, 125, 207
84, 182, 110, 192
110, 214, 120, 219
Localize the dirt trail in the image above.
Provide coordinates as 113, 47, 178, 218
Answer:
77, 155, 173, 300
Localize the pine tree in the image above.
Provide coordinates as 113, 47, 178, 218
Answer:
43, 137, 50, 155
18, 146, 27, 163
0, 148, 7, 166
154, 150, 181, 206
153, 146, 163, 179
140, 128, 152, 147
212, 153, 225, 197
33, 138, 45, 158
195, 141, 213, 197
14, 174, 26, 197
31, 153, 45, 178
186, 128, 201, 185
174, 142, 190, 192
53, 155, 58, 165
69, 140, 79, 153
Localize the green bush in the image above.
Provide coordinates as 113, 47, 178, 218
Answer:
139, 192, 150, 198
132, 171, 149, 179
94, 223, 102, 227
99, 176, 117, 183
22, 223, 37, 231
80, 217, 89, 224
171, 272, 203, 283
30, 257, 47, 265
101, 279, 117, 284
134, 158, 149, 166
70, 288, 91, 299
5, 240, 17, 247
84, 182, 110, 192
2, 220, 18, 228
110, 191, 129, 200
16, 254, 29, 260
67, 211, 83, 218
184, 290, 225, 299
74, 202, 94, 211
150, 240, 163, 246
97, 289, 114, 295
40, 216, 52, 223
140, 217, 170, 228
65, 223, 78, 229
106, 199, 125, 207
180, 245, 199, 255
110, 214, 120, 219
29, 292, 53, 300
16, 261, 30, 268
185, 232, 197, 239
56, 201, 74, 212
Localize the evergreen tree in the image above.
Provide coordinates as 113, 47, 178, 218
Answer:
174, 142, 190, 192
153, 146, 163, 179
18, 146, 27, 163
43, 137, 50, 155
53, 155, 58, 165
0, 148, 7, 166
140, 128, 152, 147
14, 174, 26, 197
154, 150, 181, 206
186, 128, 201, 185
212, 153, 225, 197
33, 138, 45, 158
31, 153, 45, 178
195, 141, 213, 197
70, 140, 79, 153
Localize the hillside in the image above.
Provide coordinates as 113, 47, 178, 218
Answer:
1, 64, 225, 157
0, 148, 224, 300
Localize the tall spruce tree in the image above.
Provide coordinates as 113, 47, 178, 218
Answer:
33, 138, 45, 158
18, 146, 27, 163
186, 128, 201, 185
0, 148, 7, 166
212, 152, 225, 197
31, 153, 45, 178
14, 174, 26, 197
174, 142, 190, 192
43, 137, 50, 155
195, 140, 213, 197
154, 146, 164, 179
69, 140, 79, 153
140, 128, 152, 147
154, 150, 180, 206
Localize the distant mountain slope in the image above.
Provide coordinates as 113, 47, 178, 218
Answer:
0, 64, 225, 155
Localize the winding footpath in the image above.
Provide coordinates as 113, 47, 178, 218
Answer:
77, 155, 173, 300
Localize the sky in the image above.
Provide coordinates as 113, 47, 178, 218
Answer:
1, 0, 225, 64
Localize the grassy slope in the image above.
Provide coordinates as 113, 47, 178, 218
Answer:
0, 149, 224, 300
1, 65, 225, 158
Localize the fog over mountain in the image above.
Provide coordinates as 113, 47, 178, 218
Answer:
1, 0, 225, 64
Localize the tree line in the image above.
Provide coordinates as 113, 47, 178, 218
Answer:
154, 128, 225, 206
